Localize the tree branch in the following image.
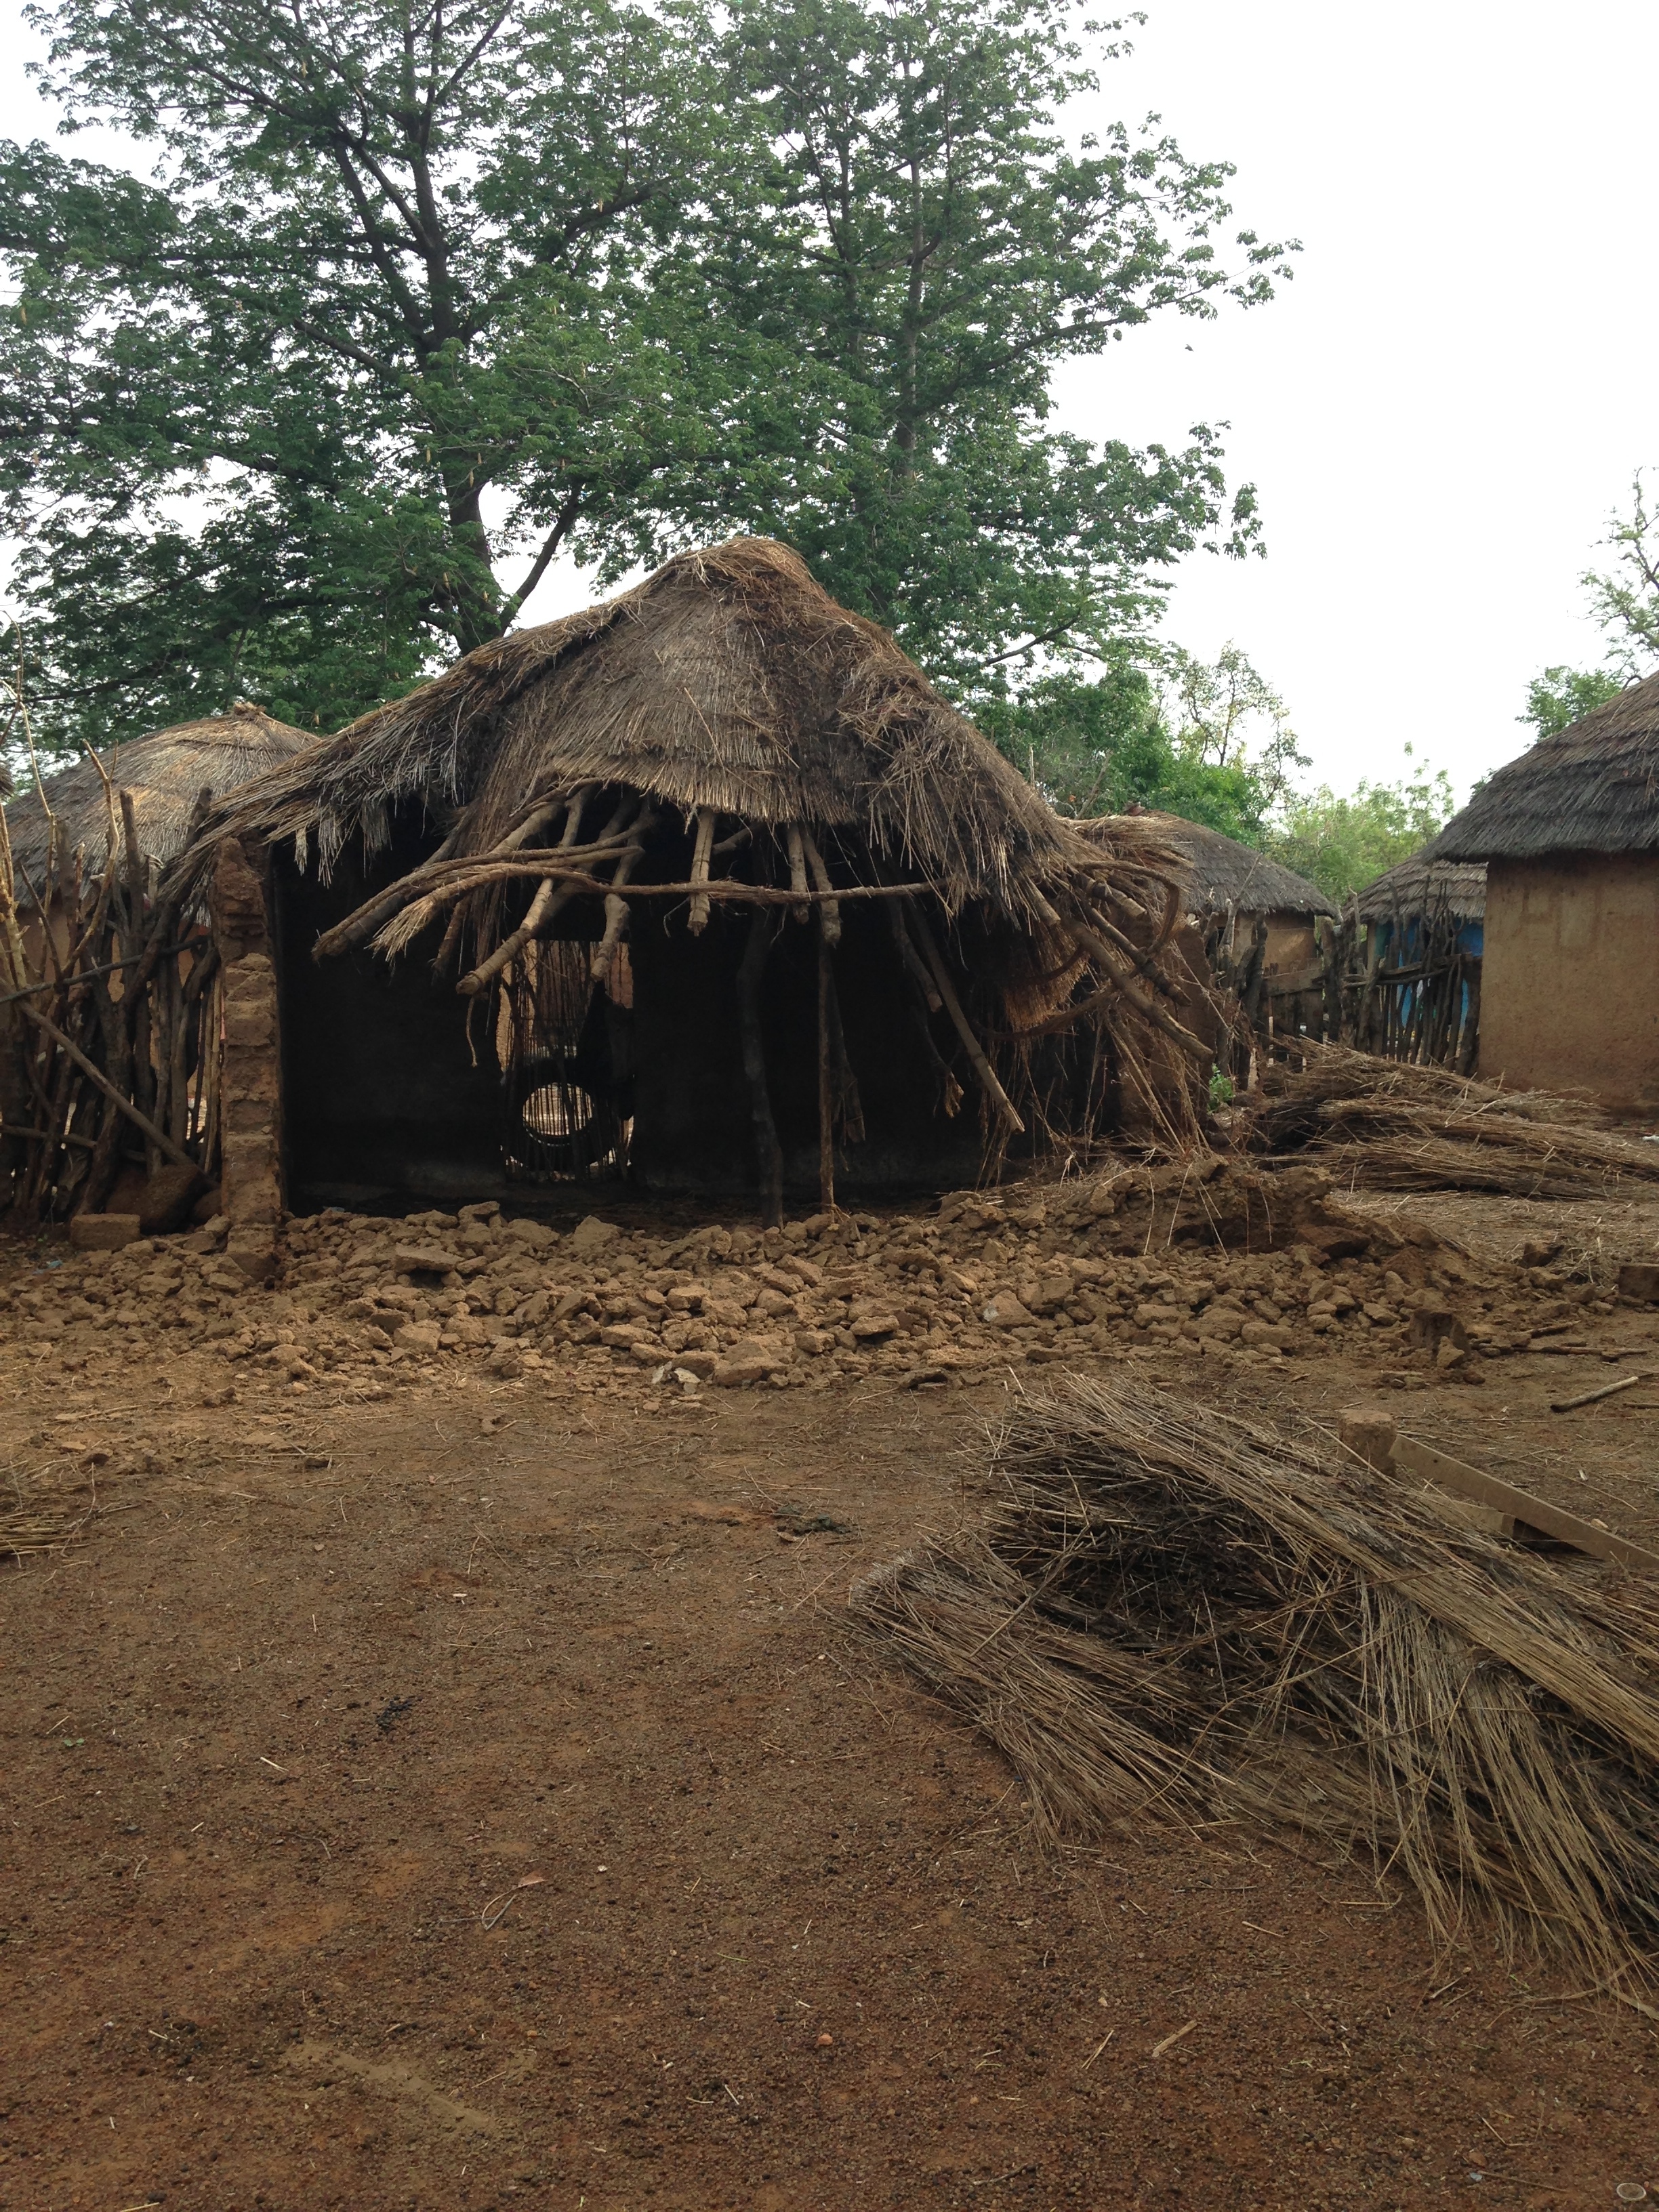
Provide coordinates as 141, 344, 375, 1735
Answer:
500, 490, 585, 625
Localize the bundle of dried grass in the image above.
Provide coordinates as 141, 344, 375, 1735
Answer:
854, 1376, 1659, 1984
1238, 1042, 1657, 1200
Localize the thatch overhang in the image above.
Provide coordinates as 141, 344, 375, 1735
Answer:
1352, 852, 1486, 924
1078, 811, 1338, 921
200, 537, 1088, 926
7, 702, 313, 909
1434, 671, 1659, 861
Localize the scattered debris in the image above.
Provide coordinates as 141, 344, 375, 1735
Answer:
0, 1505, 88, 1559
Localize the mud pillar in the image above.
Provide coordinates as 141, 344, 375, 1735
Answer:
211, 838, 283, 1282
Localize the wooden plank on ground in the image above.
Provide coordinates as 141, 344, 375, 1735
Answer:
1390, 1435, 1659, 1571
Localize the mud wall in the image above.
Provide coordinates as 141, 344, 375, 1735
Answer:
211, 838, 285, 1278
1479, 854, 1659, 1111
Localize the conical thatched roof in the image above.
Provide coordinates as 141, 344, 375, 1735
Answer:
6, 702, 313, 905
203, 537, 1083, 923
1434, 672, 1659, 860
1352, 851, 1486, 923
1077, 811, 1338, 920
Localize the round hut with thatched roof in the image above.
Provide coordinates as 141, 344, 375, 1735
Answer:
175, 538, 1207, 1237
1432, 673, 1659, 1109
1353, 851, 1486, 937
7, 702, 313, 914
0, 703, 315, 1229
1082, 809, 1336, 973
1074, 809, 1337, 1065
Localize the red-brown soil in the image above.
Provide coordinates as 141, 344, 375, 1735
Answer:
5, 1191, 1659, 2212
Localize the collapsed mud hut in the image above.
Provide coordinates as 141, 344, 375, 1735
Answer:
171, 539, 1208, 1254
0, 705, 313, 1225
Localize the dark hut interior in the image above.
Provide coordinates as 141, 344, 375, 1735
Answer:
178, 539, 1207, 1225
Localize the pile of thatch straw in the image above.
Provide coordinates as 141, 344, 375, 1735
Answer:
1238, 1042, 1659, 1200
855, 1376, 1659, 1983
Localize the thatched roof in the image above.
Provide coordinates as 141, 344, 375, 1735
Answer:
1351, 851, 1486, 923
6, 702, 313, 904
201, 537, 1084, 924
1078, 810, 1338, 920
1434, 670, 1659, 860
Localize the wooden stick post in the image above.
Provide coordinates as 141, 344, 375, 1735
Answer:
798, 827, 840, 947
904, 902, 1025, 1133
687, 807, 717, 935
888, 899, 941, 1011
589, 821, 655, 985
817, 915, 836, 1215
784, 824, 810, 922
18, 1002, 197, 1170
736, 907, 784, 1229
457, 875, 558, 997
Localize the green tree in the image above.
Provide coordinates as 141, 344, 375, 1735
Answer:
1521, 471, 1659, 738
1160, 640, 1306, 819
1585, 470, 1659, 680
982, 640, 1303, 842
1521, 665, 1625, 740
1264, 747, 1454, 904
0, 0, 1292, 754
978, 656, 1175, 815
1, 0, 756, 747
662, 0, 1294, 692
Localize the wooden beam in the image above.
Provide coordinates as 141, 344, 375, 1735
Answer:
1390, 1435, 1659, 1571
18, 1003, 197, 1172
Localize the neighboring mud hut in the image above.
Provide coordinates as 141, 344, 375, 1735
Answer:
0, 705, 314, 1227
1433, 674, 1659, 1109
173, 539, 1206, 1252
1078, 811, 1337, 1070
1340, 851, 1486, 1071
7, 703, 311, 920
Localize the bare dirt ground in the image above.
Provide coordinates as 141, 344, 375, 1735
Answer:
6, 1188, 1659, 2212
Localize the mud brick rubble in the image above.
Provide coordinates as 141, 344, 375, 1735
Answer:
1, 1156, 1641, 1412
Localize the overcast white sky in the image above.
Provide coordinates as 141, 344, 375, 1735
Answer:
1062, 0, 1659, 798
3, 0, 1654, 800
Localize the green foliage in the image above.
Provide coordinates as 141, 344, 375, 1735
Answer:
674, 0, 1292, 693
1521, 665, 1626, 741
1521, 472, 1659, 736
981, 639, 1304, 842
1584, 470, 1659, 681
0, 0, 1293, 756
1263, 748, 1455, 903
1207, 1064, 1234, 1111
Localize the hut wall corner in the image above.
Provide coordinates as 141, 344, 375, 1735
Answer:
211, 836, 284, 1279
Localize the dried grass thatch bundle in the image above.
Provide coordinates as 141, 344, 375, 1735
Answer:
855, 1375, 1659, 1984
1238, 1042, 1658, 1200
0, 1502, 88, 1558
